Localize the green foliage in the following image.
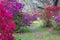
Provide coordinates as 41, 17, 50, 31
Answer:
50, 20, 60, 32
54, 22, 60, 32
32, 20, 46, 27
36, 26, 47, 31
14, 13, 24, 33
22, 26, 31, 33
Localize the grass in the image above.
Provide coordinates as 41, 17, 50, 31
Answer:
23, 26, 32, 33
35, 26, 46, 31
14, 26, 60, 40
14, 21, 60, 40
14, 31, 60, 40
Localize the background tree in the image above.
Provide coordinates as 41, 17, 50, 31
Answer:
53, 0, 58, 6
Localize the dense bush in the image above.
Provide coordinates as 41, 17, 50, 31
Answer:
42, 6, 60, 27
0, 3, 16, 40
43, 6, 60, 32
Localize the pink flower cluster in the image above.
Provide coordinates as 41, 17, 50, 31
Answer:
0, 4, 16, 40
0, 33, 14, 40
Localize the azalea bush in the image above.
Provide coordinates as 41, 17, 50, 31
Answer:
42, 5, 60, 32
0, 3, 16, 40
42, 6, 60, 27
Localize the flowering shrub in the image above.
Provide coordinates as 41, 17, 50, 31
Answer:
0, 0, 24, 33
14, 11, 37, 32
42, 6, 60, 27
21, 12, 37, 26
0, 4, 16, 40
8, 1, 37, 32
42, 5, 60, 32
45, 6, 59, 19
5, 2, 24, 14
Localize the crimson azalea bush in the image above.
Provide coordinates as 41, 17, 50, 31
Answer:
0, 4, 16, 40
42, 5, 60, 27
43, 6, 60, 32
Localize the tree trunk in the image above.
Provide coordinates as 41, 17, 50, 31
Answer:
54, 0, 58, 6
